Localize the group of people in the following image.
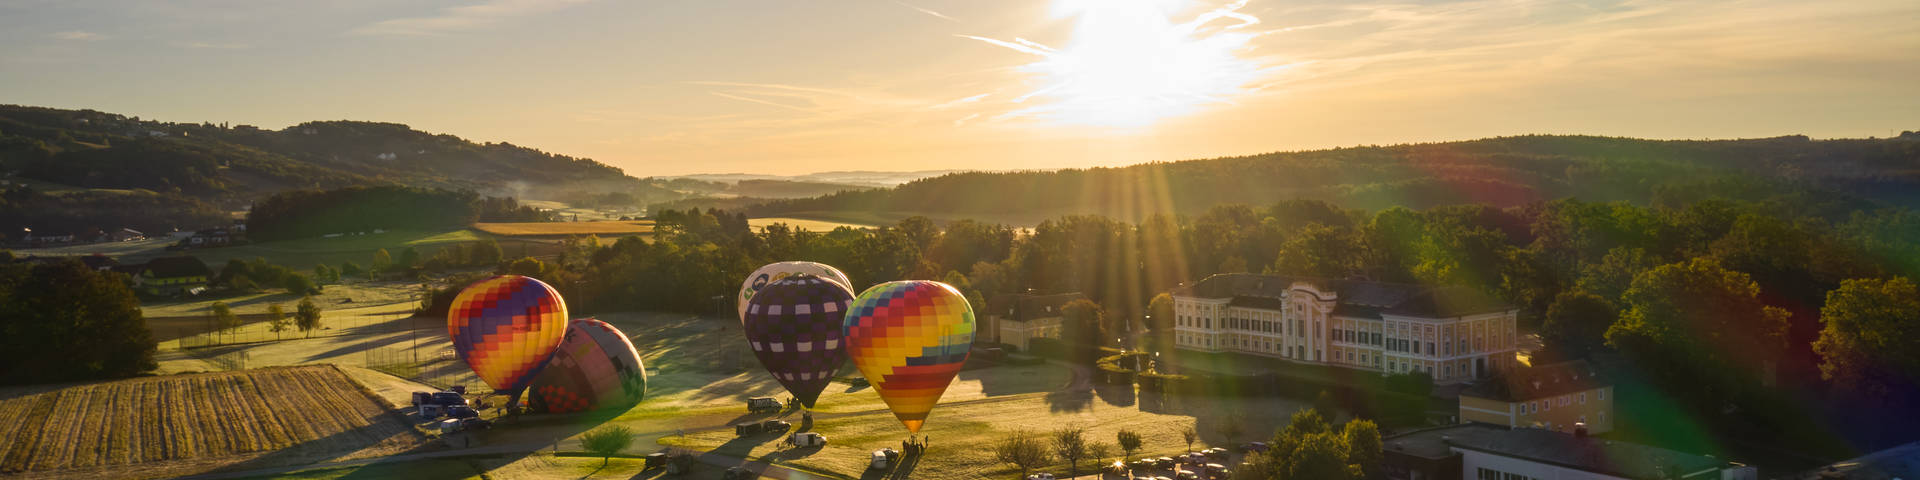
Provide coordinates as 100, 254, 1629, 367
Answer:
901, 434, 929, 455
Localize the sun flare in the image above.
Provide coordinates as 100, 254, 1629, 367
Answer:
969, 0, 1277, 128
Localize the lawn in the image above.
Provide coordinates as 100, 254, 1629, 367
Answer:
0, 365, 424, 478
746, 217, 878, 232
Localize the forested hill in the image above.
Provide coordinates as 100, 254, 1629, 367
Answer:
0, 104, 677, 204
744, 133, 1920, 221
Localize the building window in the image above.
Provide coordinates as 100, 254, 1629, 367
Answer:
1598, 389, 1605, 400
1580, 393, 1586, 404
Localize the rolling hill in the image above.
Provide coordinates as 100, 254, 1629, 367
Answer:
736, 133, 1920, 224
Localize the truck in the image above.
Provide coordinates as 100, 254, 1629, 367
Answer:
870, 448, 900, 470
788, 432, 826, 447
746, 397, 781, 413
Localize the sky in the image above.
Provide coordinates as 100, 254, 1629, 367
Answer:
2, 0, 1917, 177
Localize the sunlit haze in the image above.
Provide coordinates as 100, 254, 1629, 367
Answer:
3, 0, 1916, 175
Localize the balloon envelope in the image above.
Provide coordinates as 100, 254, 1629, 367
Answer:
529, 318, 648, 413
448, 275, 569, 394
842, 280, 974, 433
743, 274, 854, 408
739, 261, 851, 322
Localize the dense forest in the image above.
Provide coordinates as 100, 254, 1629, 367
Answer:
0, 104, 693, 235
0, 186, 230, 241
733, 134, 1920, 219
245, 186, 552, 242
505, 191, 1918, 454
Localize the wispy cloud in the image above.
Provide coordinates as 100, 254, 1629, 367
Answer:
347, 0, 595, 37
174, 41, 248, 50
890, 0, 958, 22
50, 30, 105, 41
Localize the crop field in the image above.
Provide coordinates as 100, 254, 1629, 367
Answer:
745, 217, 877, 232
0, 365, 424, 477
14, 228, 547, 270
474, 221, 656, 237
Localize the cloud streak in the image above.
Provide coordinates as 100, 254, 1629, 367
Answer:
890, 0, 958, 22
348, 0, 595, 37
50, 30, 104, 41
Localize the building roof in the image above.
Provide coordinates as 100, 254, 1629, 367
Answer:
1173, 273, 1513, 320
985, 292, 1086, 322
143, 256, 210, 278
77, 255, 119, 269
1795, 441, 1920, 480
1461, 360, 1608, 402
1386, 423, 1731, 479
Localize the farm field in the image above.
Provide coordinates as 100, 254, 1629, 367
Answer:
745, 217, 877, 232
763, 210, 1062, 229
13, 228, 544, 270
142, 280, 425, 347
474, 221, 654, 237
0, 365, 425, 479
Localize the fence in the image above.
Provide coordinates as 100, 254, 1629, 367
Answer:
364, 344, 485, 393
168, 311, 436, 350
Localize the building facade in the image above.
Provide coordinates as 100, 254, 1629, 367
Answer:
1170, 274, 1520, 384
1385, 424, 1757, 480
1459, 360, 1615, 434
981, 292, 1085, 352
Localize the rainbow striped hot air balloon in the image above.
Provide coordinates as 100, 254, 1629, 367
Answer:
843, 280, 974, 433
447, 275, 569, 395
528, 318, 648, 413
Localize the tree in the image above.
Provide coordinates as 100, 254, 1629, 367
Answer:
1288, 432, 1359, 480
1342, 419, 1384, 479
339, 261, 364, 280
1087, 442, 1116, 466
1053, 427, 1089, 477
1061, 299, 1108, 356
372, 248, 392, 273
0, 260, 156, 384
470, 238, 503, 266
283, 273, 318, 295
1182, 425, 1198, 453
313, 263, 336, 284
508, 256, 548, 278
1540, 290, 1616, 357
1814, 277, 1920, 399
1218, 411, 1248, 449
1147, 293, 1175, 339
1117, 429, 1144, 461
580, 425, 635, 467
1270, 223, 1360, 278
994, 431, 1054, 479
1606, 258, 1791, 410
267, 303, 290, 340
295, 296, 322, 338
397, 246, 421, 270
210, 301, 240, 333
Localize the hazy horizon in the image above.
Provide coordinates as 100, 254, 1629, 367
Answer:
5, 0, 1917, 176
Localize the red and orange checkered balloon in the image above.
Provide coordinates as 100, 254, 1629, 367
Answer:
842, 280, 974, 433
448, 275, 568, 394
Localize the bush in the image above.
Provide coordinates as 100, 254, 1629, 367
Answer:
581, 425, 635, 466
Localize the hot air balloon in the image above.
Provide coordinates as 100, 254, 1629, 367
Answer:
528, 318, 649, 413
842, 280, 974, 433
738, 261, 851, 322
447, 275, 569, 396
743, 274, 854, 409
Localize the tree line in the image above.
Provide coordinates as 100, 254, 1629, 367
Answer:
245, 186, 550, 242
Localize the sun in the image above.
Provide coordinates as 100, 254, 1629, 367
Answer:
970, 0, 1275, 128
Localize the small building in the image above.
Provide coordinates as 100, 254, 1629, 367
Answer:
76, 254, 120, 272
134, 256, 211, 297
1384, 423, 1756, 480
186, 228, 234, 247
981, 292, 1085, 352
1459, 360, 1615, 434
109, 228, 145, 242
1793, 440, 1920, 479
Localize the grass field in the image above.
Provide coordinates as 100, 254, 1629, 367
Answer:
0, 366, 424, 478
764, 210, 1064, 229
474, 221, 655, 237
14, 228, 539, 270
746, 217, 877, 232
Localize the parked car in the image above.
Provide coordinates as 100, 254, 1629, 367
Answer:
1241, 441, 1269, 453
1173, 471, 1199, 480
1027, 473, 1055, 480
723, 466, 753, 480
789, 432, 827, 447
1203, 463, 1229, 478
1186, 452, 1207, 464
735, 422, 762, 436
430, 391, 467, 406
746, 397, 781, 413
458, 417, 492, 430
1203, 447, 1229, 459
1156, 457, 1177, 469
1130, 459, 1156, 470
761, 419, 790, 432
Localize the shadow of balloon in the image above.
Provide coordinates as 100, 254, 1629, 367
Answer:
1045, 389, 1094, 413
1094, 383, 1137, 407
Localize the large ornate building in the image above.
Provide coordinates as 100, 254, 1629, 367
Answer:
1169, 273, 1520, 385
